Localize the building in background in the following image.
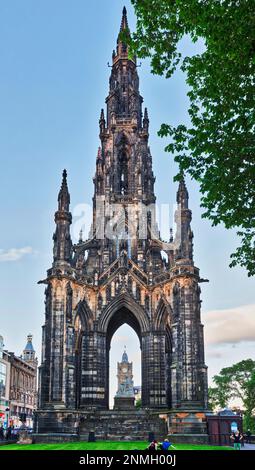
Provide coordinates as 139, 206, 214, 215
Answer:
2, 335, 38, 428
0, 336, 10, 429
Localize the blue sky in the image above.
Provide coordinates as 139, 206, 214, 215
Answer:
0, 0, 254, 404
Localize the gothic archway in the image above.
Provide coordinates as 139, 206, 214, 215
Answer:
97, 292, 149, 408
74, 292, 173, 410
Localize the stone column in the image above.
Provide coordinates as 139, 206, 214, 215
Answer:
178, 282, 208, 408
79, 332, 107, 408
141, 332, 166, 408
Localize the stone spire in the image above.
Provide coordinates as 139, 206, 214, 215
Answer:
58, 169, 70, 211
116, 6, 131, 60
53, 170, 72, 264
174, 178, 193, 263
120, 6, 128, 32
99, 108, 105, 135
177, 178, 189, 209
143, 107, 149, 133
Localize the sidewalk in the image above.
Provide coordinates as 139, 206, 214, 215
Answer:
241, 443, 255, 451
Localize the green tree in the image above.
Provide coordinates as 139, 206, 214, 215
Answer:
135, 397, 142, 409
128, 0, 255, 275
210, 359, 255, 431
208, 386, 228, 412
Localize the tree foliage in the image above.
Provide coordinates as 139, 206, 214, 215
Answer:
210, 359, 255, 430
128, 0, 255, 275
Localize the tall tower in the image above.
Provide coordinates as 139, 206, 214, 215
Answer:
37, 7, 208, 438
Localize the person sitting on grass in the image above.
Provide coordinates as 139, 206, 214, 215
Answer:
147, 438, 176, 452
147, 439, 158, 451
161, 439, 172, 451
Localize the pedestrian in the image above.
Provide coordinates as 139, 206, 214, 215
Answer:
5, 426, 12, 441
0, 426, 4, 441
246, 429, 251, 444
230, 430, 243, 450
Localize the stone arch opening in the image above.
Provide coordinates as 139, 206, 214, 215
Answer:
73, 294, 173, 410
105, 306, 142, 409
109, 323, 141, 409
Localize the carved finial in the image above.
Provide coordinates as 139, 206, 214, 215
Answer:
99, 109, 105, 134
143, 108, 149, 132
79, 228, 83, 243
100, 108, 105, 121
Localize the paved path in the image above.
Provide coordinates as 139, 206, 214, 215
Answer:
241, 443, 255, 450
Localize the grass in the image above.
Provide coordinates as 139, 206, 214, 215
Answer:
0, 441, 232, 451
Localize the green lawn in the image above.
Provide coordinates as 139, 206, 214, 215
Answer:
0, 441, 232, 451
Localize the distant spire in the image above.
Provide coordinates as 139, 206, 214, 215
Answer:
122, 347, 128, 363
58, 169, 70, 211
79, 228, 83, 243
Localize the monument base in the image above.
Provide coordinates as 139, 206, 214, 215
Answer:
166, 409, 209, 444
34, 408, 167, 441
114, 396, 135, 410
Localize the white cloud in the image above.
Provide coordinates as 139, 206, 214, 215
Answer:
202, 304, 255, 345
0, 246, 35, 262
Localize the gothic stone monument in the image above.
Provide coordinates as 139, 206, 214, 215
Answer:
35, 7, 208, 441
114, 349, 135, 410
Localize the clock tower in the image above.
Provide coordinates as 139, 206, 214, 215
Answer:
114, 348, 135, 409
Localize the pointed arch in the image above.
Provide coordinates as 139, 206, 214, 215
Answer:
97, 291, 150, 341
